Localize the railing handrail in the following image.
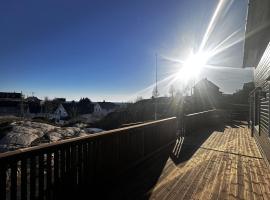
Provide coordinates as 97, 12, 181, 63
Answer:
0, 117, 176, 160
185, 109, 217, 117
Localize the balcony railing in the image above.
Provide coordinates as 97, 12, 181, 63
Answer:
184, 109, 225, 133
0, 117, 177, 200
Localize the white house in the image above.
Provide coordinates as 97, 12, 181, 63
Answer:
54, 104, 69, 120
93, 102, 117, 117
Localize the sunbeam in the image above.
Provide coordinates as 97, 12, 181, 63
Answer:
204, 64, 253, 70
199, 0, 229, 52
210, 27, 242, 53
129, 73, 178, 100
129, 0, 251, 101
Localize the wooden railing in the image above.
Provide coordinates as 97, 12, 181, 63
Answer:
0, 117, 176, 200
184, 109, 225, 133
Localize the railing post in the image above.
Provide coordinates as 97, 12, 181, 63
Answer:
30, 156, 36, 200
21, 158, 27, 200
0, 163, 7, 200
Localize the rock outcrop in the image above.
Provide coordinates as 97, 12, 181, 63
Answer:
0, 121, 103, 153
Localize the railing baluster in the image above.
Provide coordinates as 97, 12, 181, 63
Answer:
65, 147, 71, 174
60, 148, 65, 180
78, 144, 83, 186
93, 140, 99, 184
0, 163, 7, 200
39, 154, 44, 200
46, 152, 52, 199
10, 161, 17, 200
70, 145, 76, 187
21, 158, 27, 200
53, 150, 59, 198
30, 156, 36, 200
82, 143, 88, 185
86, 141, 93, 186
54, 150, 59, 183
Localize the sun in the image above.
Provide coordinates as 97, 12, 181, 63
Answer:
177, 51, 210, 83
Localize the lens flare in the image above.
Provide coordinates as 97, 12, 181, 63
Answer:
177, 51, 210, 82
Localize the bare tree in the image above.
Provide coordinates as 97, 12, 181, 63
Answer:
44, 96, 49, 114
169, 85, 175, 98
43, 97, 54, 118
135, 96, 143, 103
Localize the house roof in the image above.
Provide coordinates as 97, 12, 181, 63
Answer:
194, 78, 220, 90
61, 101, 94, 115
26, 96, 41, 102
61, 102, 78, 116
77, 102, 94, 114
0, 92, 22, 99
136, 97, 171, 104
243, 0, 270, 68
53, 98, 66, 103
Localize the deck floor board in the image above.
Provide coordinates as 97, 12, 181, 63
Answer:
108, 123, 270, 200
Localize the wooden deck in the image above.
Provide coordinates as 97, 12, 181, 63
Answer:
107, 123, 270, 200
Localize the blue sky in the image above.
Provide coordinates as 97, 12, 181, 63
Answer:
0, 0, 252, 101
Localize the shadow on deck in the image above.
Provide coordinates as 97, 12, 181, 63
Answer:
99, 121, 270, 200
171, 121, 247, 165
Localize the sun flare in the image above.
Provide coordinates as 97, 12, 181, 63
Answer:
177, 52, 210, 83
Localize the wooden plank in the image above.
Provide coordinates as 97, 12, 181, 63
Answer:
54, 150, 59, 184
0, 164, 7, 200
30, 156, 36, 200
71, 145, 77, 187
38, 154, 44, 200
21, 158, 28, 200
46, 152, 52, 198
78, 144, 83, 186
10, 161, 17, 200
60, 148, 65, 180
65, 146, 71, 173
82, 143, 88, 185
53, 150, 59, 198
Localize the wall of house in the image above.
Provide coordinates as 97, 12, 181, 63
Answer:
94, 104, 102, 115
54, 104, 68, 120
244, 0, 270, 68
253, 42, 270, 161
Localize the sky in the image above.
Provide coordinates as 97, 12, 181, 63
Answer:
0, 0, 252, 102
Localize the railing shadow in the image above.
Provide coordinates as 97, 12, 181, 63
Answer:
170, 125, 226, 165
170, 120, 247, 165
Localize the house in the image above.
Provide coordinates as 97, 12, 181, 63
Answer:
0, 92, 24, 116
25, 96, 42, 115
26, 96, 41, 103
53, 98, 66, 103
54, 103, 69, 120
93, 102, 117, 117
0, 100, 23, 116
232, 82, 255, 105
192, 78, 222, 112
54, 101, 94, 123
0, 92, 22, 100
244, 0, 270, 161
243, 82, 255, 91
